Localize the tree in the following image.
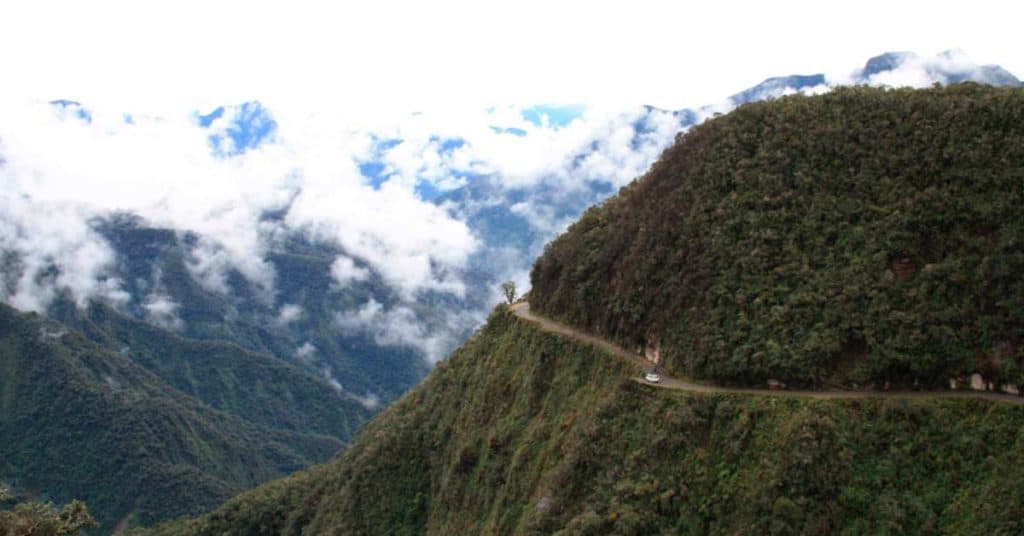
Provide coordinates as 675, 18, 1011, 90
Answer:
0, 486, 97, 536
501, 281, 517, 304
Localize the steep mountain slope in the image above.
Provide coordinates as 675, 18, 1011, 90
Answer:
152, 309, 1024, 535
145, 84, 1024, 535
0, 303, 368, 530
4, 56, 1021, 534
434, 51, 1022, 299
90, 216, 430, 403
531, 84, 1024, 388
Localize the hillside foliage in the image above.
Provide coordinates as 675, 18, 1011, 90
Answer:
150, 309, 1024, 535
0, 303, 366, 531
530, 84, 1024, 387
0, 486, 96, 536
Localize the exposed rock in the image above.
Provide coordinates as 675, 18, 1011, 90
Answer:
1001, 384, 1021, 396
970, 373, 985, 391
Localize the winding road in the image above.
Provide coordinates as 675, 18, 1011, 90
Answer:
510, 302, 1024, 406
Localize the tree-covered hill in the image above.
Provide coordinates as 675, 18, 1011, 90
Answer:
530, 84, 1024, 388
0, 302, 369, 531
138, 86, 1024, 535
148, 309, 1024, 535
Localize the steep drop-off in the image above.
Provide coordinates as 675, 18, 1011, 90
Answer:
153, 309, 1024, 535
531, 84, 1024, 387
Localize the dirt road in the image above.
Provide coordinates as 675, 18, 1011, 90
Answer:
510, 301, 1024, 406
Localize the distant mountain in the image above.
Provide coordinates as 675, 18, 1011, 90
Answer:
0, 302, 368, 530
856, 51, 1022, 86
87, 215, 430, 405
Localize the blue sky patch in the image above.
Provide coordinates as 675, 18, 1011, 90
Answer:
376, 138, 403, 151
521, 104, 585, 128
197, 106, 225, 127
490, 126, 528, 137
358, 161, 390, 189
199, 102, 277, 157
49, 100, 92, 122
356, 137, 404, 189
433, 136, 465, 154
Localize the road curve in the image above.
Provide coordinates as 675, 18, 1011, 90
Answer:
510, 301, 1024, 406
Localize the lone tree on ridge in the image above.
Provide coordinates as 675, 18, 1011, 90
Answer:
501, 281, 517, 304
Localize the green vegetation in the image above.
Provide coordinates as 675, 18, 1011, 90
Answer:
501, 281, 518, 304
152, 88, 1024, 533
60, 303, 370, 441
91, 219, 430, 403
0, 303, 367, 531
153, 309, 1024, 535
1, 486, 97, 536
530, 84, 1024, 387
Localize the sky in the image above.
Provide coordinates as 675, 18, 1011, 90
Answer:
2, 0, 1021, 114
0, 0, 1020, 364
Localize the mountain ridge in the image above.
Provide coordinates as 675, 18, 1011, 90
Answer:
149, 307, 1024, 535
530, 83, 1024, 389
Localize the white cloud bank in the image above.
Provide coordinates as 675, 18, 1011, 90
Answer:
0, 49, 1015, 363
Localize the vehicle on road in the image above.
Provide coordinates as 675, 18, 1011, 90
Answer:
644, 372, 661, 383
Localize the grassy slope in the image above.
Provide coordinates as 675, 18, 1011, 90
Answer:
0, 304, 354, 530
155, 309, 1024, 535
530, 84, 1024, 387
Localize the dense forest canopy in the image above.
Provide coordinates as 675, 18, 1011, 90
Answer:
530, 84, 1024, 388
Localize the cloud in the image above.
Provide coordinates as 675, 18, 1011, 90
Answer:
276, 304, 304, 325
295, 341, 317, 361
0, 97, 485, 311
334, 299, 454, 363
0, 195, 129, 312
320, 364, 381, 410
143, 293, 185, 332
0, 49, 1014, 369
287, 179, 476, 299
329, 256, 370, 287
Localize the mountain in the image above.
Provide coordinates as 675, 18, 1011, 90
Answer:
0, 302, 368, 530
152, 313, 1024, 535
856, 51, 1022, 87
150, 84, 1024, 535
2, 52, 1021, 532
531, 83, 1024, 388
432, 50, 1022, 301
87, 214, 430, 404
